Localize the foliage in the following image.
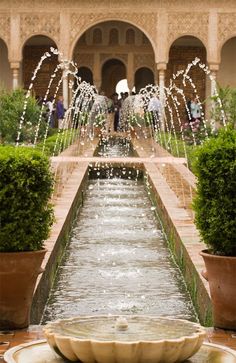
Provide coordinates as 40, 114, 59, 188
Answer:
128, 112, 151, 127
0, 146, 54, 252
94, 114, 106, 127
36, 133, 61, 156
0, 89, 46, 144
156, 131, 197, 170
182, 119, 212, 145
36, 129, 78, 156
211, 85, 236, 128
192, 127, 236, 256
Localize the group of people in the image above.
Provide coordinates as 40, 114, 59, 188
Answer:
36, 95, 66, 129
37, 92, 201, 133
101, 91, 131, 133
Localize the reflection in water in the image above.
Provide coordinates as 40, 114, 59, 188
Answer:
42, 177, 197, 323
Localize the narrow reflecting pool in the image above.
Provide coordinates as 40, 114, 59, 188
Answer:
42, 173, 197, 323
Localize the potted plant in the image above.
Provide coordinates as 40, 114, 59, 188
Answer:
0, 145, 54, 329
192, 126, 236, 329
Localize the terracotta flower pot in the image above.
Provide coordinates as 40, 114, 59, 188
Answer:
0, 249, 46, 330
200, 249, 236, 329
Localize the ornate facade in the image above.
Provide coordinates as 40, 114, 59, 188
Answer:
0, 0, 236, 112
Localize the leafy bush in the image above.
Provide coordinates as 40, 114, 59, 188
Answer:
156, 131, 197, 170
128, 112, 151, 127
182, 119, 212, 145
0, 146, 54, 252
36, 129, 78, 156
36, 133, 61, 156
0, 89, 46, 144
211, 85, 236, 128
192, 127, 236, 256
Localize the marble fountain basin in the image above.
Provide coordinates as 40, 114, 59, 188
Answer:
42, 315, 206, 363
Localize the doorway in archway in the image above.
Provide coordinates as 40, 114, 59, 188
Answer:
135, 67, 154, 93
22, 35, 58, 97
101, 59, 126, 97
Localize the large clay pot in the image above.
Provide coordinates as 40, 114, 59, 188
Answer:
200, 249, 236, 329
0, 249, 46, 330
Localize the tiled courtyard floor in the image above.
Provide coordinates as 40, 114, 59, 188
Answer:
0, 325, 236, 362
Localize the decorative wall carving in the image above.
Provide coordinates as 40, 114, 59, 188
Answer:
74, 53, 94, 69
218, 13, 236, 46
134, 53, 155, 71
70, 12, 157, 48
100, 53, 127, 65
114, 53, 128, 63
20, 13, 60, 44
2, 0, 236, 9
0, 14, 10, 43
167, 12, 209, 46
100, 53, 111, 64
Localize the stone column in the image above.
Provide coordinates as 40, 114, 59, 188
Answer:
127, 79, 134, 94
93, 53, 101, 92
59, 12, 71, 106
206, 63, 219, 125
157, 63, 167, 130
209, 64, 219, 98
127, 53, 134, 94
94, 78, 102, 92
206, 10, 219, 121
9, 15, 21, 90
62, 70, 69, 109
10, 62, 20, 90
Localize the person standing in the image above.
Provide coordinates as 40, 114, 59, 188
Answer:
46, 96, 55, 128
112, 93, 121, 132
106, 97, 114, 133
190, 97, 201, 121
148, 94, 161, 129
56, 96, 65, 129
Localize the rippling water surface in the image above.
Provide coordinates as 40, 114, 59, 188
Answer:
42, 175, 197, 323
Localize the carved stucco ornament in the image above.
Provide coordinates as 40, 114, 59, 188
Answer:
70, 12, 157, 50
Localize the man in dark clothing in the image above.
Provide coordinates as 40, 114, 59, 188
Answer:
56, 96, 65, 129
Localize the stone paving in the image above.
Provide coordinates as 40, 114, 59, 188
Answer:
1, 134, 235, 362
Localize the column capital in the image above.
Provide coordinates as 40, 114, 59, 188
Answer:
208, 63, 220, 72
10, 61, 21, 69
156, 62, 167, 71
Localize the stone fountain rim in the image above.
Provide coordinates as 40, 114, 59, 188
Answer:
4, 340, 236, 363
43, 314, 206, 343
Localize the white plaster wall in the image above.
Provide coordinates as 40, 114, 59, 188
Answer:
218, 38, 236, 88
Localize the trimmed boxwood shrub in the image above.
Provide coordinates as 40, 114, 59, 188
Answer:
0, 146, 54, 252
192, 127, 236, 256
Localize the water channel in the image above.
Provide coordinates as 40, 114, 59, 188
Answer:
42, 139, 197, 324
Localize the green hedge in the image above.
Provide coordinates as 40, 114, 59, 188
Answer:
36, 129, 78, 156
155, 131, 197, 170
0, 146, 54, 252
192, 127, 236, 256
